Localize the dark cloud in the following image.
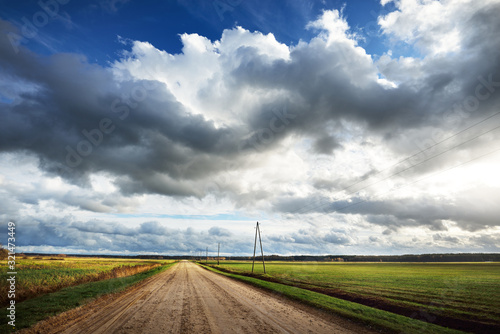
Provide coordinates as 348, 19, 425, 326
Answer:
273, 188, 500, 232
322, 230, 353, 245
208, 226, 232, 237
269, 227, 353, 247
2, 2, 500, 203
433, 233, 461, 245
4, 216, 249, 254
0, 20, 246, 198
312, 135, 341, 155
1, 1, 500, 255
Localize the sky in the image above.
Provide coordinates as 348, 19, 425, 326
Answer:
1, 0, 500, 256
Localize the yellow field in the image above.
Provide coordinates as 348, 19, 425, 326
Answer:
0, 256, 171, 305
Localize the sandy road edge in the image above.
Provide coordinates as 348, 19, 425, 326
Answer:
16, 262, 179, 334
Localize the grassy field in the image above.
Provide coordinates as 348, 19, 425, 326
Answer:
200, 263, 465, 334
209, 261, 500, 333
0, 256, 172, 306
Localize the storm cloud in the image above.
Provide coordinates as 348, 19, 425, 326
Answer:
1, 0, 500, 255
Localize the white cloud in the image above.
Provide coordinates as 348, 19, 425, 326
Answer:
1, 0, 500, 255
378, 0, 499, 56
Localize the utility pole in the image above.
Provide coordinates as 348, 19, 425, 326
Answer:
252, 222, 258, 272
217, 243, 220, 265
252, 222, 266, 274
258, 223, 266, 274
206, 247, 208, 264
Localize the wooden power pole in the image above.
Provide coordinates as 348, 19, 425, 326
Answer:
252, 222, 266, 274
217, 243, 220, 265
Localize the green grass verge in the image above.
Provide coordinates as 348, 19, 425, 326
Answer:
212, 261, 500, 332
1, 262, 176, 333
199, 263, 465, 334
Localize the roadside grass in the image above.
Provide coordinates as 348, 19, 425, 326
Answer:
0, 257, 170, 306
0, 262, 175, 333
199, 263, 465, 334
213, 261, 500, 330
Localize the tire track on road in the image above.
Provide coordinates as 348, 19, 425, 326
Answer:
60, 264, 179, 334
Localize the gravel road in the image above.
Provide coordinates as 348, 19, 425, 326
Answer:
28, 261, 376, 334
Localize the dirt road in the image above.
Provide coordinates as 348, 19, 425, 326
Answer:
32, 261, 376, 334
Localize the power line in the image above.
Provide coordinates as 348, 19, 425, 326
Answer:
361, 110, 500, 184
315, 145, 500, 216
290, 113, 500, 216
338, 123, 500, 197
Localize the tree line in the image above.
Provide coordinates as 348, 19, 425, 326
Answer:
8, 252, 500, 262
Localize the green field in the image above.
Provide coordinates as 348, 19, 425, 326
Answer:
212, 261, 500, 333
0, 256, 172, 306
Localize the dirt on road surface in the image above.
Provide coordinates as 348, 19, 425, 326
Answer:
25, 261, 377, 334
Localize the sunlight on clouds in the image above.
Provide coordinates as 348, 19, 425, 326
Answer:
217, 26, 290, 62
378, 0, 494, 56
306, 9, 353, 44
377, 76, 398, 89
1, 0, 499, 255
305, 9, 378, 88
112, 27, 291, 126
90, 173, 118, 194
